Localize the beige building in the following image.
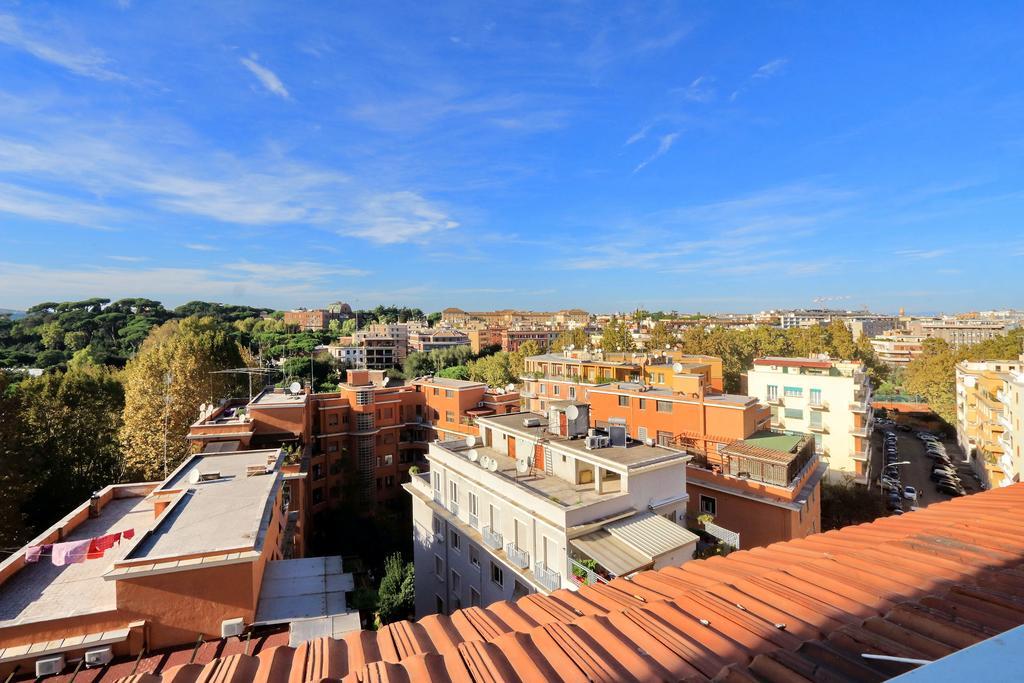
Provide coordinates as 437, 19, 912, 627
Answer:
405, 406, 696, 618
744, 356, 873, 482
956, 357, 1024, 488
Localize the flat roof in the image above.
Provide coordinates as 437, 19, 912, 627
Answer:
249, 390, 308, 407
127, 449, 283, 561
415, 377, 485, 389
0, 493, 154, 626
742, 431, 803, 452
479, 412, 684, 471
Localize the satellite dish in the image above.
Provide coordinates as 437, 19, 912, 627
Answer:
672, 362, 684, 373
487, 459, 498, 472
505, 383, 516, 393
289, 381, 302, 394
467, 449, 479, 463
199, 403, 208, 415
566, 404, 580, 420
516, 457, 529, 474
466, 434, 477, 448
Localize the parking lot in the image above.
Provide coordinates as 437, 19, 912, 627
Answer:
870, 422, 983, 512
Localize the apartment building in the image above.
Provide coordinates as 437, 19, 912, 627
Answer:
956, 357, 1024, 488
412, 376, 521, 441
909, 318, 1018, 346
406, 405, 696, 617
773, 309, 897, 338
282, 308, 337, 331
744, 356, 873, 482
441, 308, 589, 328
500, 327, 563, 352
326, 341, 365, 367
467, 327, 503, 353
869, 333, 926, 367
408, 328, 470, 353
0, 448, 359, 678
361, 336, 399, 369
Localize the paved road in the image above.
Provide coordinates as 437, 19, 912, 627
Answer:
871, 426, 982, 512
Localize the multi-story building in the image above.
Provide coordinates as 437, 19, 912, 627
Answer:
326, 341, 365, 367
500, 327, 563, 352
188, 370, 520, 518
909, 318, 1018, 347
744, 356, 873, 482
353, 321, 428, 363
361, 336, 399, 369
869, 333, 926, 368
441, 308, 590, 328
772, 309, 897, 338
956, 357, 1024, 488
283, 308, 338, 331
467, 327, 504, 354
406, 405, 697, 617
0, 448, 359, 677
408, 328, 470, 353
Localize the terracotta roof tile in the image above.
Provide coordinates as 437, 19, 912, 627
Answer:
109, 485, 1024, 683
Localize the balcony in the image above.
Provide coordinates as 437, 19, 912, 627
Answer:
808, 422, 828, 434
998, 432, 1013, 453
815, 447, 830, 458
808, 400, 828, 410
447, 499, 459, 517
850, 426, 870, 438
468, 512, 479, 529
852, 449, 869, 462
771, 419, 784, 429
534, 562, 561, 592
767, 396, 783, 406
849, 401, 869, 413
506, 543, 529, 569
482, 526, 503, 550
568, 557, 608, 587
999, 414, 1013, 431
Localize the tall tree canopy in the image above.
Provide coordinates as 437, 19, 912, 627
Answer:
119, 317, 245, 480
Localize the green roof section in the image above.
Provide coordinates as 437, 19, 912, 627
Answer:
742, 431, 803, 453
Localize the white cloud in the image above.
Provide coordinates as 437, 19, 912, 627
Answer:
895, 248, 949, 260
183, 243, 220, 252
0, 180, 121, 229
107, 255, 148, 263
633, 132, 679, 173
0, 14, 124, 80
342, 191, 459, 244
678, 76, 715, 103
753, 58, 788, 79
240, 56, 290, 98
625, 124, 651, 146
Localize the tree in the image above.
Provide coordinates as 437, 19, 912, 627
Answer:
820, 478, 886, 531
467, 352, 516, 387
647, 321, 677, 350
903, 338, 959, 424
550, 328, 588, 352
437, 365, 470, 380
403, 351, 435, 378
119, 317, 245, 480
376, 552, 415, 625
600, 319, 635, 353
825, 319, 857, 360
509, 340, 541, 379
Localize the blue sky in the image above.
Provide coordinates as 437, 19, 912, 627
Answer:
1, 2, 1022, 314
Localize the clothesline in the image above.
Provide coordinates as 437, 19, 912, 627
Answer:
25, 529, 135, 567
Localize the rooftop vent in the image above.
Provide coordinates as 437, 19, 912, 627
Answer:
523, 417, 542, 428
188, 469, 221, 484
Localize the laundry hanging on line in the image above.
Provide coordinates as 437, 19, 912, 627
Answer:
24, 529, 135, 566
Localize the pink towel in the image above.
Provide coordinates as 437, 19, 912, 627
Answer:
25, 544, 49, 563
51, 539, 92, 566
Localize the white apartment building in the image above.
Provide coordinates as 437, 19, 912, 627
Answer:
327, 343, 365, 367
955, 357, 1024, 488
745, 357, 873, 482
405, 404, 697, 618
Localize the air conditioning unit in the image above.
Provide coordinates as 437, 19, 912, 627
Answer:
477, 401, 486, 408
221, 617, 245, 638
523, 418, 542, 428
35, 655, 64, 677
585, 435, 610, 450
84, 646, 113, 667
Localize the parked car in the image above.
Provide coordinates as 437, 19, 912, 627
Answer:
898, 424, 912, 432
903, 486, 918, 500
936, 481, 966, 496
931, 469, 957, 481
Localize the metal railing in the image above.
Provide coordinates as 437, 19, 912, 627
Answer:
482, 526, 503, 550
849, 401, 869, 413
534, 562, 561, 591
850, 426, 870, 438
468, 512, 479, 529
448, 499, 459, 516
506, 543, 529, 569
808, 400, 828, 410
568, 557, 607, 587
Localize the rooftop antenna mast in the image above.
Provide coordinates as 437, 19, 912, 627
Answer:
209, 367, 280, 400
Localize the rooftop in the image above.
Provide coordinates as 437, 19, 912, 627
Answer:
480, 412, 685, 471
123, 484, 1024, 683
248, 389, 308, 407
125, 449, 283, 562
740, 430, 804, 453
0, 489, 154, 627
414, 376, 486, 389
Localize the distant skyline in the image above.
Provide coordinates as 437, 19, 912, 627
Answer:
1, 2, 1023, 312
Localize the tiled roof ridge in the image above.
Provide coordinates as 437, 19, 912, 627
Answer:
115, 485, 1024, 683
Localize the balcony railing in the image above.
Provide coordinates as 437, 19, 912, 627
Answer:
808, 400, 828, 410
767, 396, 783, 406
568, 557, 608, 587
852, 449, 869, 461
506, 543, 529, 569
432, 489, 443, 505
999, 414, 1013, 430
850, 426, 870, 438
534, 562, 561, 591
808, 423, 828, 433
482, 526, 503, 550
849, 401, 869, 413
447, 499, 459, 517
468, 512, 479, 529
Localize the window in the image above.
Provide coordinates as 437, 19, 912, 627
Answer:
327, 413, 338, 426
810, 388, 822, 405
553, 385, 560, 395
637, 426, 648, 442
433, 387, 439, 396
639, 398, 646, 410
436, 595, 444, 614
468, 491, 479, 525
784, 386, 803, 398
432, 471, 442, 494
384, 453, 393, 465
618, 395, 629, 407
435, 554, 444, 579
767, 385, 778, 400
445, 410, 455, 423
699, 494, 716, 515
809, 412, 822, 429
385, 475, 394, 487
569, 386, 576, 399
470, 545, 480, 567
470, 586, 480, 607
432, 515, 441, 536
539, 384, 545, 395
656, 400, 672, 413
312, 488, 324, 504
445, 390, 454, 398
312, 463, 323, 480
784, 408, 804, 419
657, 373, 665, 383
449, 479, 458, 504
451, 570, 461, 595
450, 530, 461, 551
491, 561, 504, 587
